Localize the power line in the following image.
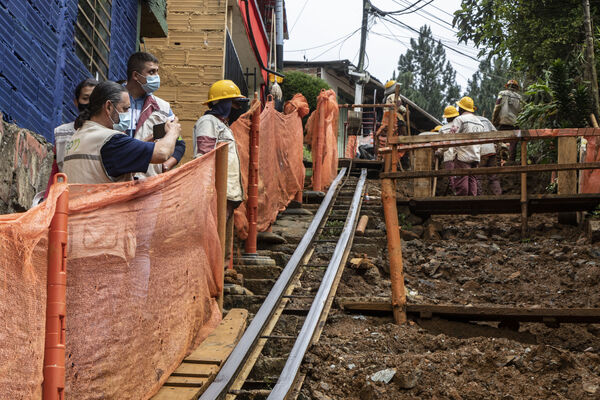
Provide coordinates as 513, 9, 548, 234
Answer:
285, 28, 361, 52
367, 0, 429, 16
290, 0, 311, 34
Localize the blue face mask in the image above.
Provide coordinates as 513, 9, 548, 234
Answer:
141, 74, 160, 93
110, 103, 131, 132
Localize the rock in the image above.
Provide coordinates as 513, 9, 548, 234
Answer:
281, 207, 313, 216
407, 214, 424, 226
347, 363, 356, 370
364, 265, 381, 281
583, 382, 598, 394
312, 390, 333, 400
507, 271, 521, 280
223, 284, 253, 295
408, 225, 424, 237
462, 280, 480, 291
257, 231, 287, 244
475, 233, 489, 240
319, 382, 331, 392
370, 368, 397, 384
550, 234, 564, 241
393, 369, 421, 389
553, 252, 568, 261
401, 229, 420, 241
359, 382, 385, 400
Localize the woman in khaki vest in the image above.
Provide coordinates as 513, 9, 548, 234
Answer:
63, 81, 181, 184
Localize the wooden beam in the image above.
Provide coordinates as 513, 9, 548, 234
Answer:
380, 162, 600, 180
338, 299, 600, 324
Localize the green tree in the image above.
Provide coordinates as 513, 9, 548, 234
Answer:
453, 0, 599, 78
465, 57, 512, 118
281, 71, 330, 112
396, 25, 461, 118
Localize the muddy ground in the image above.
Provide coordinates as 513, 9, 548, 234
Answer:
300, 179, 600, 399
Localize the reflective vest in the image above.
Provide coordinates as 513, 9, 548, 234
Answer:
496, 90, 522, 126
54, 121, 75, 171
133, 95, 172, 179
63, 120, 133, 184
193, 114, 244, 203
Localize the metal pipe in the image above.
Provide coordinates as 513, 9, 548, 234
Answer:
381, 174, 407, 324
242, 0, 284, 78
215, 144, 229, 312
275, 0, 284, 71
245, 96, 261, 255
338, 103, 394, 109
199, 169, 347, 400
43, 173, 69, 400
268, 169, 367, 399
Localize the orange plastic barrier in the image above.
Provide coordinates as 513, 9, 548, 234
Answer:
305, 89, 339, 191
582, 135, 600, 193
232, 94, 309, 239
0, 150, 223, 399
0, 181, 68, 400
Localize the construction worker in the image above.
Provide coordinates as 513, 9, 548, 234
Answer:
63, 81, 181, 184
125, 52, 186, 178
450, 97, 484, 196
477, 115, 502, 195
193, 80, 247, 265
383, 80, 408, 136
492, 79, 522, 163
437, 105, 459, 194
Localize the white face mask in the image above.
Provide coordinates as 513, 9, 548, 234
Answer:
141, 74, 160, 93
109, 102, 131, 132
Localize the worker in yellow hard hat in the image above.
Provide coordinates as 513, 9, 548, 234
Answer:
448, 96, 485, 196
492, 79, 523, 163
194, 80, 248, 266
433, 125, 442, 132
435, 105, 460, 194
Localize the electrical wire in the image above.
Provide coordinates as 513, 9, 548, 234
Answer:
286, 28, 361, 52
290, 0, 311, 34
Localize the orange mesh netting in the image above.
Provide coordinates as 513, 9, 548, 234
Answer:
232, 94, 309, 239
0, 149, 223, 399
582, 135, 600, 193
0, 182, 67, 400
345, 135, 357, 158
305, 89, 339, 190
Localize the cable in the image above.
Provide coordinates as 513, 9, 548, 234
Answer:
311, 29, 361, 61
290, 0, 310, 34
286, 28, 361, 52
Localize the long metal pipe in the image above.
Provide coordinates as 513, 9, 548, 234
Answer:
313, 97, 325, 191
242, 0, 284, 78
43, 173, 69, 400
269, 169, 367, 399
215, 144, 229, 311
200, 169, 348, 400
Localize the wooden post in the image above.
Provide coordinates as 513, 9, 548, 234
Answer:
356, 215, 369, 236
558, 136, 579, 225
215, 145, 228, 312
520, 141, 528, 237
432, 158, 439, 196
413, 143, 432, 197
388, 101, 397, 173
245, 96, 260, 255
381, 155, 406, 324
43, 173, 68, 400
583, 0, 600, 118
313, 98, 325, 192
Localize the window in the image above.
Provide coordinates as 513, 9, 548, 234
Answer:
74, 0, 112, 80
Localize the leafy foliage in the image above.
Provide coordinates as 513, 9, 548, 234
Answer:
453, 0, 593, 77
281, 71, 330, 112
396, 25, 461, 118
464, 57, 512, 118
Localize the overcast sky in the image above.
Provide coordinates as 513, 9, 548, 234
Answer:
283, 0, 481, 92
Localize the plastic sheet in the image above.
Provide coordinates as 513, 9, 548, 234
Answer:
0, 150, 223, 399
305, 89, 339, 190
232, 95, 308, 239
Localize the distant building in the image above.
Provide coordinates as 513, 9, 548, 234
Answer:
0, 0, 167, 141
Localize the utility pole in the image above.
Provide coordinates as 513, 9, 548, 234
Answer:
353, 0, 370, 107
583, 0, 600, 118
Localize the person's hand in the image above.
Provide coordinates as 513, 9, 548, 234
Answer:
162, 157, 178, 172
166, 116, 181, 137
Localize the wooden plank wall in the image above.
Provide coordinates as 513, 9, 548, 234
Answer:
145, 0, 228, 164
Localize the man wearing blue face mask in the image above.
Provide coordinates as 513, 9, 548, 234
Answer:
124, 52, 186, 178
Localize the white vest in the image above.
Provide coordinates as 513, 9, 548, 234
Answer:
193, 114, 244, 202
54, 121, 76, 171
439, 123, 456, 163
133, 95, 171, 179
63, 120, 133, 184
497, 90, 522, 126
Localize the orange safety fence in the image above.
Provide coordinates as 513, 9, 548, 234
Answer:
305, 89, 339, 191
582, 135, 600, 193
232, 94, 309, 239
345, 135, 358, 158
0, 149, 223, 399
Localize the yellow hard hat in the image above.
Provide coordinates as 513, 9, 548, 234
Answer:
457, 96, 476, 113
505, 79, 519, 90
385, 80, 396, 89
443, 105, 459, 119
433, 125, 442, 132
204, 80, 247, 105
